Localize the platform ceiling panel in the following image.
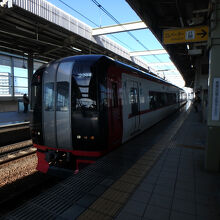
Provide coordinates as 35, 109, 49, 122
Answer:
126, 0, 209, 87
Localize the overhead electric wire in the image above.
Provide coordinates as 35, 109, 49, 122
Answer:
57, 0, 175, 80
91, 0, 163, 64
91, 0, 181, 81
57, 0, 152, 58
58, 0, 98, 27
57, 0, 134, 51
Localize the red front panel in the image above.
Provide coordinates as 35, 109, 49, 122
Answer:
36, 151, 49, 173
34, 144, 107, 174
107, 65, 123, 150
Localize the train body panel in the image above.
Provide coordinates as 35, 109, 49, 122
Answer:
107, 65, 123, 150
30, 55, 186, 176
42, 61, 73, 151
121, 72, 180, 143
121, 73, 141, 142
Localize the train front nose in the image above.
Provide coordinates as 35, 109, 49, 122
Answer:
72, 113, 103, 150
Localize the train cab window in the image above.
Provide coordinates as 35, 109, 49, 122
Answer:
72, 61, 97, 111
44, 82, 55, 111
56, 82, 69, 111
112, 82, 118, 108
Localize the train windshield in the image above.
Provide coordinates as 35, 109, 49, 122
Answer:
72, 61, 97, 111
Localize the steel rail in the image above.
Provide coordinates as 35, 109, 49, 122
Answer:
0, 146, 36, 166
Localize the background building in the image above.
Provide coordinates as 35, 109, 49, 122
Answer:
0, 53, 44, 111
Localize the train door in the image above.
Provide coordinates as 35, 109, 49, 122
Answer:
128, 80, 140, 134
43, 62, 73, 150
109, 80, 123, 148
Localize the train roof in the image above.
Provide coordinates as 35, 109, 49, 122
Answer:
113, 59, 181, 90
57, 54, 105, 63
37, 55, 184, 91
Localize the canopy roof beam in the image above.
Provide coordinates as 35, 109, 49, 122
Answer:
92, 21, 147, 36
149, 61, 173, 67
130, 49, 167, 56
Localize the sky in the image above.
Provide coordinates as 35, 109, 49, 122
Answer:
46, 0, 185, 87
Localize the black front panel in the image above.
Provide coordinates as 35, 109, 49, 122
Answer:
71, 58, 109, 151
30, 68, 44, 145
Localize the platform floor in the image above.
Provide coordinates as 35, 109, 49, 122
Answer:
0, 111, 30, 126
2, 102, 220, 220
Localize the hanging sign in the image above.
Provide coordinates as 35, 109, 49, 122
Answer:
163, 26, 209, 44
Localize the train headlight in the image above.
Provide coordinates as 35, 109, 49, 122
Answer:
77, 135, 81, 139
90, 136, 95, 140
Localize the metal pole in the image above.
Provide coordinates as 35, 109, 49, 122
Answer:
27, 53, 33, 101
10, 56, 14, 97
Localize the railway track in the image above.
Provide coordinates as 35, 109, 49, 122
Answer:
0, 138, 62, 217
0, 122, 30, 147
0, 172, 62, 216
0, 121, 30, 131
0, 140, 36, 165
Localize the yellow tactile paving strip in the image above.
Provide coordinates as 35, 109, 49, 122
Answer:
77, 109, 190, 220
102, 189, 130, 204
78, 209, 113, 220
77, 145, 166, 220
178, 144, 204, 150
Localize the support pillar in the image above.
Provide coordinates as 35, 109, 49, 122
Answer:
27, 53, 33, 101
10, 56, 14, 97
206, 0, 220, 171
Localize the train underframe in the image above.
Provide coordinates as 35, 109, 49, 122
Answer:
34, 144, 107, 177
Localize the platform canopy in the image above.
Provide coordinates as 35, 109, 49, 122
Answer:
126, 0, 209, 87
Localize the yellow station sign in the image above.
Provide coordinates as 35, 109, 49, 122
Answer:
163, 26, 209, 44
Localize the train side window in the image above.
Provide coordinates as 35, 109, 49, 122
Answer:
149, 91, 167, 109
165, 93, 169, 105
156, 92, 165, 107
174, 93, 177, 103
167, 93, 176, 105
130, 87, 138, 115
56, 82, 69, 111
112, 82, 118, 108
129, 88, 138, 104
44, 82, 54, 111
149, 91, 156, 110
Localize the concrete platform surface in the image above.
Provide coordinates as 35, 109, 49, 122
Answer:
0, 111, 30, 126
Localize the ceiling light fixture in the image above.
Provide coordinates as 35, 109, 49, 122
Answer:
71, 46, 82, 52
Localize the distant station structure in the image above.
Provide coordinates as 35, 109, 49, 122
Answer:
0, 0, 177, 104
0, 0, 159, 70
0, 0, 160, 111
